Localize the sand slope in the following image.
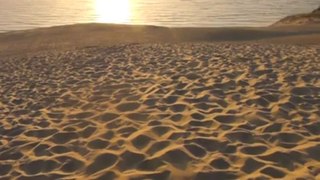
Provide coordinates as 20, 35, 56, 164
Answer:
0, 43, 319, 179
0, 23, 320, 56
273, 6, 320, 26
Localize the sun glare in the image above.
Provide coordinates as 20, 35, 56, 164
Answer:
95, 0, 131, 24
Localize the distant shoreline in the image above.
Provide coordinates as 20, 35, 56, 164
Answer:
2, 1, 318, 34
0, 6, 320, 56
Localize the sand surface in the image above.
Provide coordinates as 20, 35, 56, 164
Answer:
0, 42, 319, 179
0, 20, 320, 180
0, 23, 320, 56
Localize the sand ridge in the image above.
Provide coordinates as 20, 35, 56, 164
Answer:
273, 6, 320, 26
0, 23, 320, 57
0, 43, 319, 179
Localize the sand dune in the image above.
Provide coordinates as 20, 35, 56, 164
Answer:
0, 42, 319, 179
273, 6, 320, 26
0, 23, 320, 56
1, 9, 320, 179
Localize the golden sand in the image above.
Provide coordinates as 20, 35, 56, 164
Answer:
0, 41, 319, 179
0, 13, 320, 179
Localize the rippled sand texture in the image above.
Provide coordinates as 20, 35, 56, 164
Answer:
0, 43, 319, 179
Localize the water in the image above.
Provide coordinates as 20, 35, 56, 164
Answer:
0, 0, 318, 32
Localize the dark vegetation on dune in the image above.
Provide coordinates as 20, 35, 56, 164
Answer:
273, 6, 320, 26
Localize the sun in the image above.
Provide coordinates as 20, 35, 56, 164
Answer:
95, 0, 131, 24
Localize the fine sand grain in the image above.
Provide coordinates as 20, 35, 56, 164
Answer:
0, 42, 319, 179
